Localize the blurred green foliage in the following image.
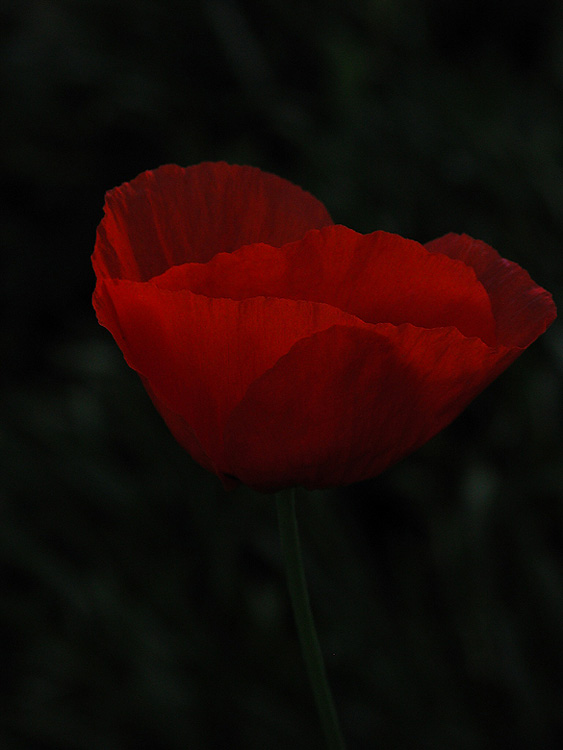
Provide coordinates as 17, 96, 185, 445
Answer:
1, 0, 562, 748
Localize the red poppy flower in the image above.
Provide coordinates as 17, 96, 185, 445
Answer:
92, 162, 556, 492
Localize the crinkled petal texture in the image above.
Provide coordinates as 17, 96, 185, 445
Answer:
93, 163, 557, 492
92, 162, 333, 282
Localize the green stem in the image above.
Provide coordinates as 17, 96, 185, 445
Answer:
276, 487, 347, 750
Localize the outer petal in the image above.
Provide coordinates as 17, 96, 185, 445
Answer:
153, 226, 497, 344
425, 233, 556, 347
223, 323, 527, 492
94, 277, 367, 477
92, 162, 333, 282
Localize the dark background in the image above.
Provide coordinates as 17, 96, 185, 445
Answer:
1, 1, 562, 748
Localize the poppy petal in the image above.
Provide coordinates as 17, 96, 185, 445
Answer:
224, 323, 523, 492
425, 233, 557, 347
94, 277, 366, 474
152, 225, 497, 344
92, 162, 333, 283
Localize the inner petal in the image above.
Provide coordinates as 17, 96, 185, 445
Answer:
154, 225, 497, 345
93, 162, 333, 283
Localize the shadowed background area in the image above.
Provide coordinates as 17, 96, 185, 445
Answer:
1, 0, 562, 748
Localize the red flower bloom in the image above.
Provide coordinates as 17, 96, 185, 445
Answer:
92, 163, 556, 492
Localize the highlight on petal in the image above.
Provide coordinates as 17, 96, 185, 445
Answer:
92, 162, 333, 283
223, 323, 518, 492
426, 233, 557, 347
153, 225, 497, 345
94, 277, 367, 476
